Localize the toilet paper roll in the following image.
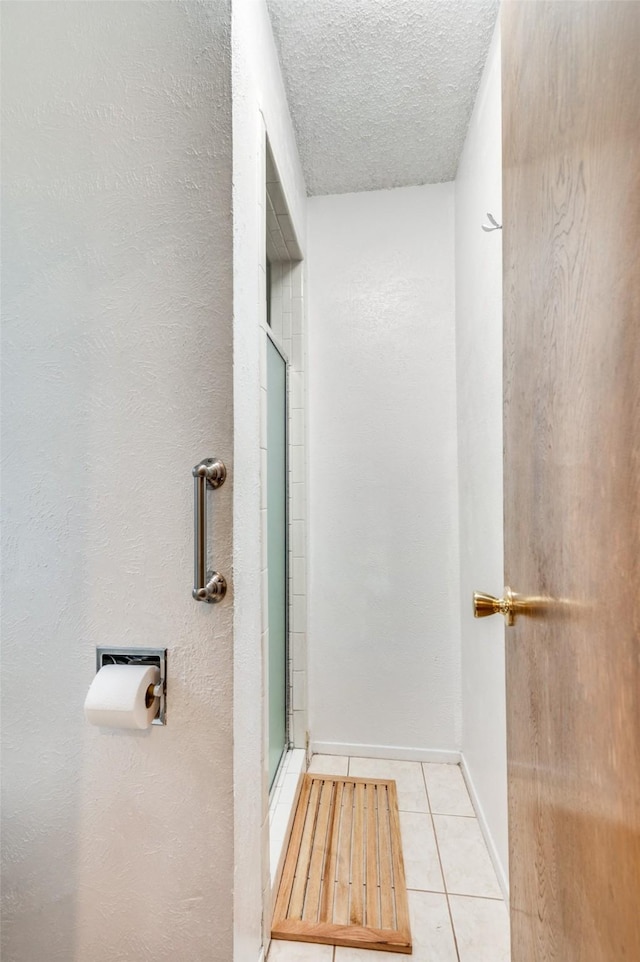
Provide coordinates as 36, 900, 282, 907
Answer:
84, 664, 160, 730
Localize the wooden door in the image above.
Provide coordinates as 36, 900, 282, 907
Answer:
502, 3, 640, 959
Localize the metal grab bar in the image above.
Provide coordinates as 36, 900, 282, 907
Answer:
192, 458, 227, 603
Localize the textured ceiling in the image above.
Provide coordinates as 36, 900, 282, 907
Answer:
267, 0, 500, 196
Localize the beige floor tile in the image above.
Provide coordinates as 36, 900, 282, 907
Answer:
307, 754, 349, 776
348, 757, 428, 812
407, 890, 460, 962
423, 763, 475, 817
433, 815, 502, 898
336, 890, 457, 962
399, 811, 444, 892
449, 895, 511, 962
268, 939, 333, 961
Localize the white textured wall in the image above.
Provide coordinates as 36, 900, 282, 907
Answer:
230, 1, 307, 956
455, 22, 508, 891
307, 185, 461, 758
2, 4, 235, 960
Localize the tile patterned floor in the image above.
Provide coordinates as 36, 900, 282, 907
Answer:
267, 755, 510, 962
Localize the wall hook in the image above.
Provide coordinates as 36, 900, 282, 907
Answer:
481, 212, 502, 232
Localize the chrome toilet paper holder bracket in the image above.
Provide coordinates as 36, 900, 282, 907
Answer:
95, 647, 167, 726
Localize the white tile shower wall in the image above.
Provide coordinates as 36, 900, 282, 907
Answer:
307, 184, 461, 758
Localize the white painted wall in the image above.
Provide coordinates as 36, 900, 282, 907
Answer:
455, 22, 508, 891
230, 0, 307, 954
307, 185, 461, 758
2, 4, 236, 960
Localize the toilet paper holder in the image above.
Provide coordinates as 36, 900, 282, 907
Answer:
96, 647, 167, 726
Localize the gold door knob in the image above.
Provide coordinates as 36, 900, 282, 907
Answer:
473, 587, 516, 626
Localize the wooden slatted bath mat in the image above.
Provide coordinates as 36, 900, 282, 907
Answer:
271, 774, 412, 953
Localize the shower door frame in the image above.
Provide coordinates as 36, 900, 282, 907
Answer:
265, 326, 291, 790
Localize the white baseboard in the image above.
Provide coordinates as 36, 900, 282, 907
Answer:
460, 753, 509, 902
310, 740, 461, 764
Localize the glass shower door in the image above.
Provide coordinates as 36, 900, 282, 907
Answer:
267, 336, 287, 788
